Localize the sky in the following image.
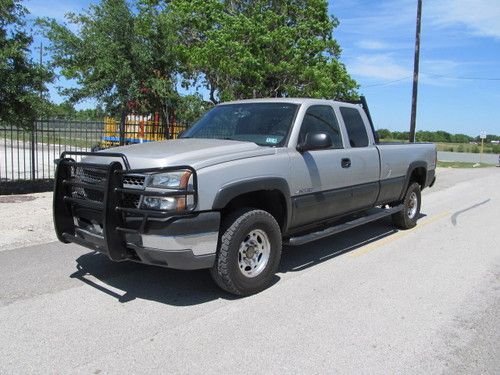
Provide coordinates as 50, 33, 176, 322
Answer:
24, 0, 500, 136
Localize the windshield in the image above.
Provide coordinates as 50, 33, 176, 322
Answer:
181, 103, 299, 147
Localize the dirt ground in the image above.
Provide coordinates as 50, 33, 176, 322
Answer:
0, 192, 56, 252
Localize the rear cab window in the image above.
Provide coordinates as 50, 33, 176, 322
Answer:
340, 107, 369, 148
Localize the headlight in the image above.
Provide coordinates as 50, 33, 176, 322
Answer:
141, 169, 193, 211
148, 170, 191, 189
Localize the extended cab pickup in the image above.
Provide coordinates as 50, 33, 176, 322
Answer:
54, 98, 436, 295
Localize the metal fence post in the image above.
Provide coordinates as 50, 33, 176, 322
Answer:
31, 121, 36, 180
119, 110, 126, 146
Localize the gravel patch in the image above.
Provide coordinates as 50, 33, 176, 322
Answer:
0, 192, 56, 252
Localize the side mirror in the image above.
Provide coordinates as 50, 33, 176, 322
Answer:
297, 132, 332, 152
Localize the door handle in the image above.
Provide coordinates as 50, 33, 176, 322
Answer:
341, 158, 351, 168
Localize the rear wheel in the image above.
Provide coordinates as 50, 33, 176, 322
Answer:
392, 182, 421, 229
210, 208, 282, 296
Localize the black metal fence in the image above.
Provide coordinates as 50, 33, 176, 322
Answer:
0, 118, 190, 182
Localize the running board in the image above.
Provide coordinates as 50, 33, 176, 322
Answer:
286, 205, 404, 246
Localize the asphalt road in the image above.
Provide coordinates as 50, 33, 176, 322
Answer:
0, 168, 499, 374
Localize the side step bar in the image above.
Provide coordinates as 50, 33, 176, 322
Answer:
286, 205, 404, 246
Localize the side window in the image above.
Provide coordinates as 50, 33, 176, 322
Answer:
340, 107, 369, 148
299, 105, 343, 149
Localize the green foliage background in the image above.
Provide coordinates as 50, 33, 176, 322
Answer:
35, 0, 358, 123
0, 0, 53, 127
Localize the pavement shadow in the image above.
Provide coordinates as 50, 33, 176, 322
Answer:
71, 214, 424, 306
279, 213, 425, 273
279, 217, 397, 273
70, 253, 245, 306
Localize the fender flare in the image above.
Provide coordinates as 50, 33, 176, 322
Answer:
212, 177, 292, 232
399, 161, 428, 200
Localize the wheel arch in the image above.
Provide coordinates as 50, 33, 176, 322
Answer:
399, 161, 427, 200
212, 177, 292, 233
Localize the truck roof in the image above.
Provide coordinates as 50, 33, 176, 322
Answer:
219, 98, 361, 108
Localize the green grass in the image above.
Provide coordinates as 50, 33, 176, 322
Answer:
0, 133, 98, 149
437, 161, 496, 168
378, 138, 409, 143
378, 139, 500, 154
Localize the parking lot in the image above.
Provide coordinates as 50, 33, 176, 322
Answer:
0, 167, 499, 374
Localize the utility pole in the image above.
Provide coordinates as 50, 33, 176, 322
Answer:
409, 0, 422, 143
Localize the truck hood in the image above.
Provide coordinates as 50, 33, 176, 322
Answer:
87, 138, 276, 170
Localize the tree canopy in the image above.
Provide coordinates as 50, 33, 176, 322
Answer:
0, 0, 52, 126
173, 0, 358, 103
38, 0, 180, 123
376, 129, 500, 144
39, 0, 358, 117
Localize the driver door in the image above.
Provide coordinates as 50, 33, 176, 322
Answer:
289, 105, 353, 229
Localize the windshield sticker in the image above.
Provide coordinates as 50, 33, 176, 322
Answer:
266, 137, 278, 144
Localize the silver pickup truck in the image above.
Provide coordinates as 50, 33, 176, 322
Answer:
54, 98, 436, 295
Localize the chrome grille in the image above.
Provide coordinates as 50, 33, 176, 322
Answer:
122, 175, 145, 208
123, 175, 145, 187
72, 166, 106, 202
71, 167, 144, 208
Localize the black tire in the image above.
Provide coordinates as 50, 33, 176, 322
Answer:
392, 182, 421, 229
210, 208, 282, 296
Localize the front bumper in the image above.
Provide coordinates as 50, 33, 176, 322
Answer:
53, 152, 220, 270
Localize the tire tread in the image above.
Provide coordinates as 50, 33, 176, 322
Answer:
210, 208, 281, 295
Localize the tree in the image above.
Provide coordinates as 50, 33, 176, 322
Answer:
40, 0, 358, 120
172, 0, 358, 103
175, 94, 213, 124
376, 128, 392, 140
44, 101, 106, 120
38, 0, 180, 124
450, 133, 471, 144
0, 0, 52, 126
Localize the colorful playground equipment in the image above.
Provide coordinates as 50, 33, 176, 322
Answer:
99, 113, 188, 149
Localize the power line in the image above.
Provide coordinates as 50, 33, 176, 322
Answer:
426, 73, 500, 81
360, 72, 500, 89
362, 76, 412, 87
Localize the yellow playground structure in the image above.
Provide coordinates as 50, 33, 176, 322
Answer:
100, 113, 188, 148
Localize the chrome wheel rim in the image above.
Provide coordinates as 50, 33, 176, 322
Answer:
407, 192, 418, 219
238, 229, 271, 278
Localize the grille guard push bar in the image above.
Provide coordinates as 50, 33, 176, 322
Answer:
53, 151, 198, 261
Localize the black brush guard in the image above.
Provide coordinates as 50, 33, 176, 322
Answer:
53, 151, 198, 261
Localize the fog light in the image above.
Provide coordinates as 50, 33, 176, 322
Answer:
142, 196, 177, 210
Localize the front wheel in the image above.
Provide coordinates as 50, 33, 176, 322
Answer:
392, 182, 421, 229
210, 208, 282, 296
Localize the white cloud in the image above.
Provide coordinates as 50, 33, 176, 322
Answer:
337, 0, 416, 37
348, 54, 412, 80
357, 40, 391, 50
428, 0, 500, 40
421, 59, 461, 75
